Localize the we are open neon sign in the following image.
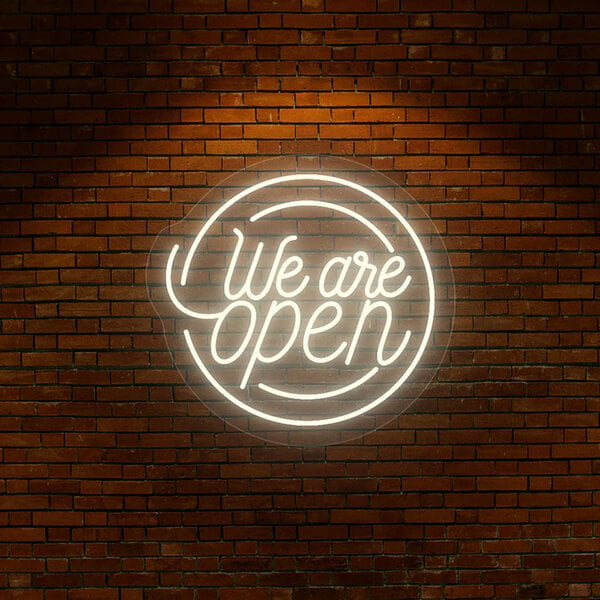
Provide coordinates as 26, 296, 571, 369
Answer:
150, 158, 449, 441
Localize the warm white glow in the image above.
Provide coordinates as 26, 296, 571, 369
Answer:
167, 174, 436, 427
258, 367, 379, 401
240, 300, 301, 390
166, 244, 220, 320
302, 301, 347, 364
224, 229, 304, 301
319, 251, 411, 300
276, 254, 310, 298
210, 300, 256, 365
344, 300, 412, 367
250, 200, 394, 253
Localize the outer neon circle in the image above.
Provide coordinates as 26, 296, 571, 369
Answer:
168, 174, 436, 427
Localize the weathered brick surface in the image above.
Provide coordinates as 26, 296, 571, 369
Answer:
1, 0, 599, 598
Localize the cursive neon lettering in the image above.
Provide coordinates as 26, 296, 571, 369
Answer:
320, 250, 410, 301
170, 233, 416, 388
345, 299, 412, 366
319, 256, 353, 298
353, 251, 380, 298
163, 172, 437, 427
377, 256, 411, 298
224, 229, 300, 301
276, 255, 310, 298
302, 301, 348, 364
240, 299, 301, 389
210, 300, 256, 365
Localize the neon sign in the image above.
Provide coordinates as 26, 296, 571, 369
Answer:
160, 170, 438, 430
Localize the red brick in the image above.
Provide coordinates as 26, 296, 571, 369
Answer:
204, 108, 255, 123
0, 560, 45, 574
205, 140, 257, 154
404, 509, 455, 523
244, 124, 296, 138
2, 1, 600, 597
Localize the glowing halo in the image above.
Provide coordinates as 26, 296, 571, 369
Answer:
165, 173, 436, 427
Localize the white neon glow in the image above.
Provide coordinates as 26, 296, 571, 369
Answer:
319, 251, 411, 300
370, 255, 412, 298
224, 229, 306, 301
240, 300, 301, 390
210, 300, 256, 365
168, 174, 436, 427
344, 300, 412, 367
276, 255, 310, 298
185, 329, 383, 427
179, 174, 404, 286
302, 301, 347, 364
258, 367, 379, 401
250, 200, 394, 253
166, 244, 221, 319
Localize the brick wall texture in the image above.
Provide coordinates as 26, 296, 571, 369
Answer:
1, 0, 600, 598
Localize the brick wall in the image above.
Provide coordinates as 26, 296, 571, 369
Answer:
1, 0, 599, 598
